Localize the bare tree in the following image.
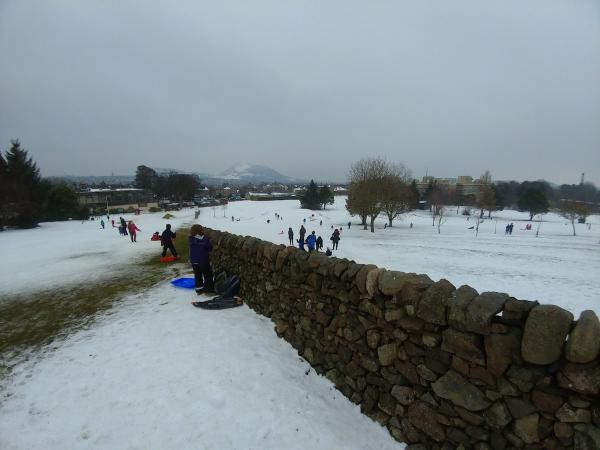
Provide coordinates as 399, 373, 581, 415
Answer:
429, 188, 444, 227
380, 164, 413, 227
436, 206, 448, 234
222, 202, 228, 218
346, 157, 394, 232
346, 186, 369, 229
560, 200, 589, 236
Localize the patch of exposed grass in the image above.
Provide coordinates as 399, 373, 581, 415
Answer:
0, 226, 193, 380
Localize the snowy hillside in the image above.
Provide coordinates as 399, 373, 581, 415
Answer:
218, 163, 299, 183
1, 197, 598, 450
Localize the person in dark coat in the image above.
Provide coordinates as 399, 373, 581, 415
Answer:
331, 228, 340, 250
120, 217, 128, 235
189, 224, 214, 294
347, 221, 351, 229
161, 224, 178, 258
316, 235, 323, 251
297, 237, 306, 251
299, 225, 306, 242
288, 227, 294, 245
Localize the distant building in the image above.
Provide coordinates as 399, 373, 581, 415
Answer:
78, 188, 157, 213
415, 175, 487, 197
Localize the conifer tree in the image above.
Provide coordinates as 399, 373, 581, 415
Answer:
4, 140, 45, 228
300, 180, 321, 210
319, 184, 334, 210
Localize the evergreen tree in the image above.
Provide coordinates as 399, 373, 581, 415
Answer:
134, 165, 158, 190
166, 173, 201, 201
4, 140, 46, 228
319, 184, 334, 210
517, 181, 549, 220
0, 152, 7, 230
300, 180, 321, 210
409, 180, 420, 208
44, 182, 87, 221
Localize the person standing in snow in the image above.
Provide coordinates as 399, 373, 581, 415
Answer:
347, 221, 351, 229
189, 224, 214, 294
331, 228, 340, 250
299, 225, 306, 242
306, 231, 317, 253
128, 220, 141, 242
288, 227, 294, 245
161, 224, 178, 258
120, 217, 128, 235
100, 219, 105, 229
316, 235, 323, 251
297, 237, 306, 252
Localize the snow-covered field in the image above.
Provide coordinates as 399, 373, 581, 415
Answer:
3, 197, 598, 313
1, 210, 197, 297
196, 197, 600, 316
0, 283, 400, 450
1, 196, 599, 450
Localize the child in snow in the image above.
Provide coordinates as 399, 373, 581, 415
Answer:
297, 237, 306, 251
161, 224, 178, 258
189, 224, 214, 295
288, 227, 294, 245
128, 221, 141, 242
316, 235, 323, 251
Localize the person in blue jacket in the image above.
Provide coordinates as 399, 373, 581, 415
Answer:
306, 231, 317, 253
189, 224, 214, 294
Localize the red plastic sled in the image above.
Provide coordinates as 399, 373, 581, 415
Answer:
160, 256, 177, 262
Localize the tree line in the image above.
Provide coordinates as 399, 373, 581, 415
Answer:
299, 157, 598, 236
134, 165, 200, 201
0, 140, 87, 229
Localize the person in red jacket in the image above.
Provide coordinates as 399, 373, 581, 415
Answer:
128, 220, 141, 242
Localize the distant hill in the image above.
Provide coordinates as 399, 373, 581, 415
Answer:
214, 163, 300, 184
49, 164, 305, 187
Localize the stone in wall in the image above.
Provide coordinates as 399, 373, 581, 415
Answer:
522, 305, 574, 365
432, 370, 490, 411
416, 279, 455, 326
464, 292, 508, 335
565, 310, 600, 364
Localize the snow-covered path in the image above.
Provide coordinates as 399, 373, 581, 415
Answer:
0, 282, 403, 450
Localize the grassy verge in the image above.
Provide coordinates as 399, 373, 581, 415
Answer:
0, 226, 192, 380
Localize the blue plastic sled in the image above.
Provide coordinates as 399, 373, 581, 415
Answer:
170, 277, 196, 289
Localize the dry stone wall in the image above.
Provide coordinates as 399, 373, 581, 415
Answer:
205, 228, 600, 450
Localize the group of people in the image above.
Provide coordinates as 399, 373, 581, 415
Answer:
114, 216, 141, 242
505, 223, 515, 235
156, 222, 216, 294
288, 224, 342, 254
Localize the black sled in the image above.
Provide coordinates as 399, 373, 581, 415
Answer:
192, 296, 243, 309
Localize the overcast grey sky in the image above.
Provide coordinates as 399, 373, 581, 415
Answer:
1, 0, 599, 184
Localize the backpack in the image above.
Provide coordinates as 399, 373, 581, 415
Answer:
216, 275, 241, 297
213, 270, 228, 292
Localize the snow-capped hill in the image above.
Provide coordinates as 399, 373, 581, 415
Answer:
218, 163, 297, 183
